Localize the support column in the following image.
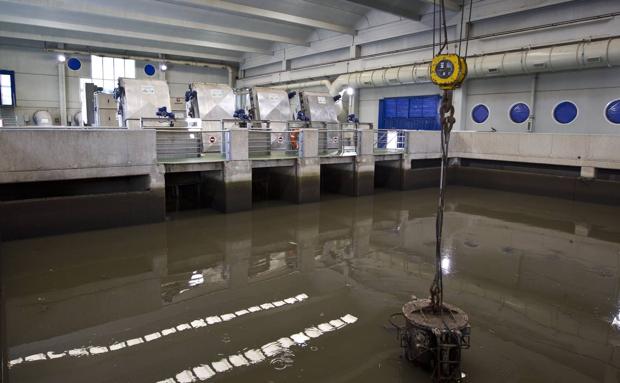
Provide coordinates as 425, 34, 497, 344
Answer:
354, 129, 375, 196
296, 128, 320, 203
214, 128, 252, 212
58, 62, 67, 126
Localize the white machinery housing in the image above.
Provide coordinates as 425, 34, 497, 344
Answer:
116, 78, 171, 128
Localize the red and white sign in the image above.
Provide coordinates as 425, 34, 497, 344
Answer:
277, 135, 284, 143
208, 135, 217, 144
332, 136, 339, 143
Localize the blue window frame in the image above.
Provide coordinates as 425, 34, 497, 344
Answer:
553, 101, 578, 124
378, 95, 441, 131
0, 70, 16, 106
509, 103, 530, 124
605, 99, 620, 125
471, 104, 489, 124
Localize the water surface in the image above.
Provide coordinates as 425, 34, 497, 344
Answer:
2, 187, 620, 383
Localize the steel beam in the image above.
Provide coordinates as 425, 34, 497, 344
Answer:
154, 0, 355, 35
0, 30, 242, 62
0, 0, 309, 46
0, 15, 271, 55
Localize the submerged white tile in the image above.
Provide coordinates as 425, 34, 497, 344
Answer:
176, 323, 192, 331
278, 337, 295, 349
161, 328, 177, 336
234, 309, 249, 316
211, 358, 233, 373
109, 342, 126, 351
304, 327, 322, 338
8, 358, 23, 368
89, 346, 108, 354
220, 313, 236, 321
284, 297, 297, 304
261, 341, 282, 357
244, 349, 266, 364
205, 316, 222, 324
329, 319, 345, 329
191, 319, 207, 328
260, 303, 275, 309
290, 332, 310, 344
247, 306, 262, 313
228, 354, 249, 367
317, 323, 335, 332
341, 314, 358, 324
47, 351, 66, 359
272, 300, 285, 307
24, 353, 46, 362
192, 364, 216, 380
68, 348, 89, 357
126, 338, 144, 347
175, 369, 197, 383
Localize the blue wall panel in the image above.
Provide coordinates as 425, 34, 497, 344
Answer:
379, 95, 440, 130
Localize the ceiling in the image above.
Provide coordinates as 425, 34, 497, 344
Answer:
0, 0, 462, 65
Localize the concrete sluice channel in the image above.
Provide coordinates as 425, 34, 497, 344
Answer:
1, 186, 620, 383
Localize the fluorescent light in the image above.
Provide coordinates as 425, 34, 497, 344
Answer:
57, 54, 66, 63
346, 87, 354, 96
160, 63, 168, 71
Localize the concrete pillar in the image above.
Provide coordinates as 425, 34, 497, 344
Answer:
375, 155, 412, 190
58, 62, 67, 125
354, 129, 375, 196
212, 128, 251, 212
296, 129, 320, 203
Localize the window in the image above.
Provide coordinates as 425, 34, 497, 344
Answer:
509, 103, 530, 124
471, 104, 489, 124
378, 95, 441, 131
90, 55, 135, 92
0, 70, 15, 106
605, 99, 620, 125
553, 101, 578, 124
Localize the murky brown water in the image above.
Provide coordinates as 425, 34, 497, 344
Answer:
2, 186, 620, 383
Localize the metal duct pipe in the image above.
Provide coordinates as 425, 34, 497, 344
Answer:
326, 37, 620, 96
272, 79, 331, 91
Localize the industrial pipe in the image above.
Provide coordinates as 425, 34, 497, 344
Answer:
271, 79, 332, 91
289, 37, 620, 96
329, 38, 620, 95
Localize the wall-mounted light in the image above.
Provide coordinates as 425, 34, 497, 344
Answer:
160, 63, 168, 71
57, 54, 66, 63
346, 87, 354, 96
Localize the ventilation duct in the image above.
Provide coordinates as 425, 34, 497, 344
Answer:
274, 38, 620, 96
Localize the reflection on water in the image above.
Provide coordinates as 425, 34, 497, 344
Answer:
1, 186, 620, 383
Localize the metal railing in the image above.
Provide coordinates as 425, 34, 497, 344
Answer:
142, 118, 226, 161
248, 125, 300, 158
319, 127, 358, 157
374, 129, 407, 153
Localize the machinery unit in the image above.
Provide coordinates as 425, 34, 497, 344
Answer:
186, 82, 237, 154
247, 87, 294, 156
115, 78, 172, 129
94, 92, 117, 127
297, 91, 354, 155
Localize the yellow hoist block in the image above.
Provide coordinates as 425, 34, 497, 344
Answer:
430, 54, 468, 90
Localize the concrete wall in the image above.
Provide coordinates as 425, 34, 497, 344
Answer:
407, 130, 620, 170
0, 40, 229, 126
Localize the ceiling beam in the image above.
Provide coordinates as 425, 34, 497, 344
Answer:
344, 0, 424, 20
419, 0, 461, 12
0, 30, 242, 62
0, 14, 272, 55
153, 0, 355, 35
0, 0, 309, 46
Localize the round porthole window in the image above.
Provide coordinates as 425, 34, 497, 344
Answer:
605, 99, 620, 125
67, 57, 81, 71
509, 103, 530, 124
144, 64, 156, 76
553, 101, 578, 124
471, 104, 489, 124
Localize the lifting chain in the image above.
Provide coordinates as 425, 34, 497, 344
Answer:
430, 90, 455, 313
